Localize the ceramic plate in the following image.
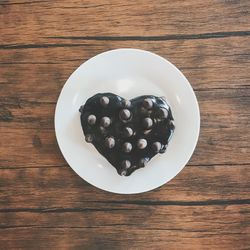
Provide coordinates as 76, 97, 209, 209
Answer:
55, 48, 200, 194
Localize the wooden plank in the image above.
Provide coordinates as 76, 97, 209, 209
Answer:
0, 99, 54, 128
0, 204, 249, 249
1, 88, 249, 166
0, 127, 65, 167
0, 228, 248, 250
0, 0, 249, 44
0, 37, 249, 104
1, 205, 249, 231
0, 165, 249, 208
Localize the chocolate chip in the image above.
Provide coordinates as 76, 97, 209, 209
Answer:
100, 116, 111, 128
143, 98, 153, 109
122, 99, 131, 108
152, 142, 161, 153
169, 120, 175, 129
143, 117, 153, 129
139, 158, 148, 168
85, 134, 93, 143
159, 108, 168, 119
121, 160, 131, 169
160, 145, 167, 153
120, 170, 127, 176
122, 142, 132, 153
100, 96, 109, 107
104, 137, 115, 148
87, 114, 96, 125
137, 139, 147, 149
119, 109, 131, 121
123, 127, 133, 137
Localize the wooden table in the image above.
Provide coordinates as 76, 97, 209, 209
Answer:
0, 1, 249, 249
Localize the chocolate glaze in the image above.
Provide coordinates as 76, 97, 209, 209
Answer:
79, 93, 175, 176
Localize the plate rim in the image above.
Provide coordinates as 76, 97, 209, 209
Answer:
54, 48, 200, 194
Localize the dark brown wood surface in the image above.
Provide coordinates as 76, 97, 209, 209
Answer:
0, 0, 250, 249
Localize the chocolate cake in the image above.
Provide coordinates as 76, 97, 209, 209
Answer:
79, 93, 175, 176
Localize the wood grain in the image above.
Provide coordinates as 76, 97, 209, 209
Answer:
0, 205, 249, 249
1, 37, 249, 104
0, 164, 249, 209
1, 0, 250, 249
0, 224, 248, 250
0, 0, 249, 44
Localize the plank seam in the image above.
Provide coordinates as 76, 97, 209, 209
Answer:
0, 31, 249, 50
46, 31, 250, 41
0, 162, 249, 170
0, 199, 249, 212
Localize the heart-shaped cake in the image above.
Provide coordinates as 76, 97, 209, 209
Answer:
79, 93, 175, 176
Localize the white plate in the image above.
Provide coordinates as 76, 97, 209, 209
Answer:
55, 48, 200, 194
